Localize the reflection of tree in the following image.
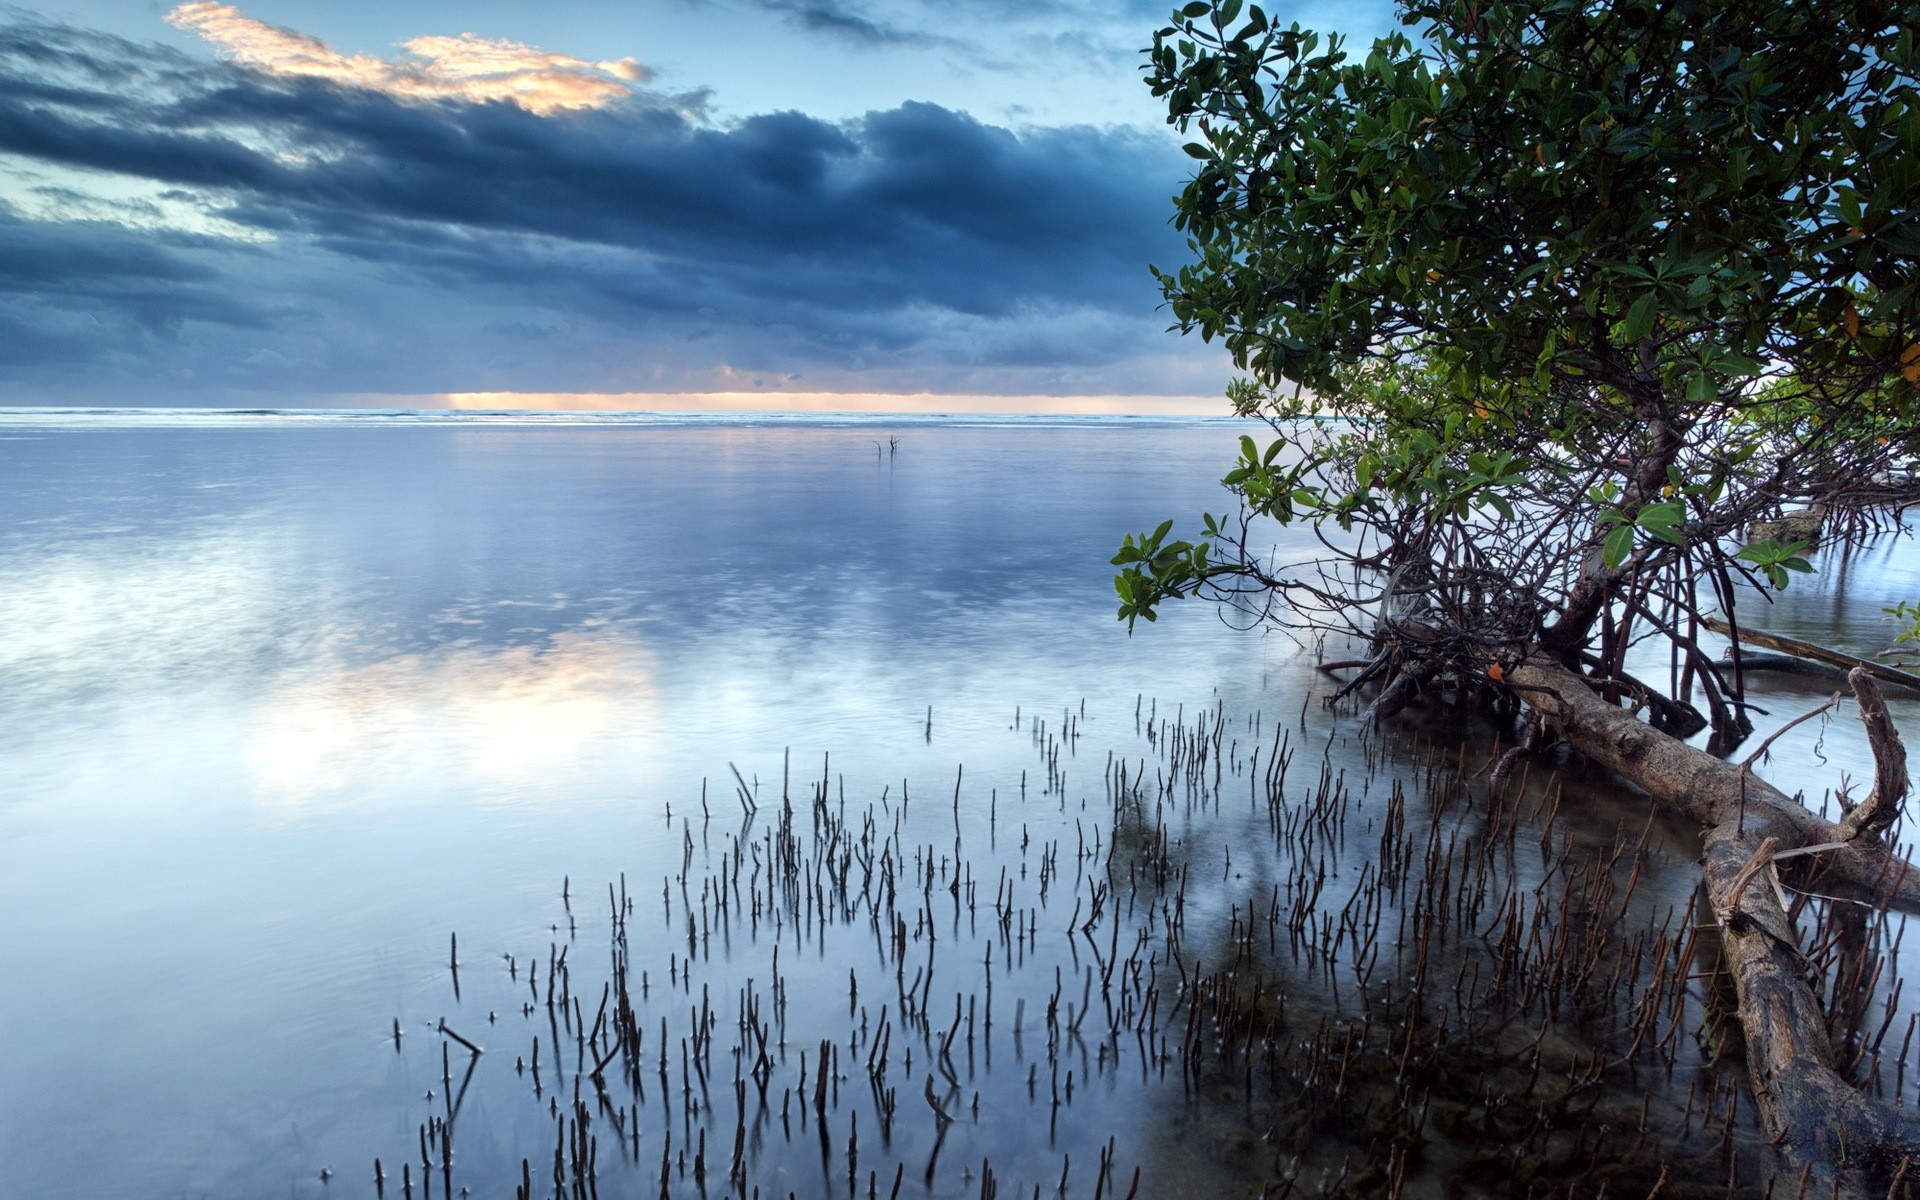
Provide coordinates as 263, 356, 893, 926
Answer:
1114, 718, 1782, 1198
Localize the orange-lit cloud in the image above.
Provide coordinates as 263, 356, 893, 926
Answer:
165, 3, 646, 114
436, 391, 1227, 416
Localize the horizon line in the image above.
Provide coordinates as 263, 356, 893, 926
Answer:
0, 391, 1235, 416
437, 391, 1228, 415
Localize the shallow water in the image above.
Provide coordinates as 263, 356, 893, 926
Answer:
0, 413, 1912, 1199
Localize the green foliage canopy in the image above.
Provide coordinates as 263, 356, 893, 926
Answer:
1148, 0, 1919, 405
1117, 0, 1920, 737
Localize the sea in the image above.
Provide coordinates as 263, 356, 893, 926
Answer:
0, 410, 1912, 1198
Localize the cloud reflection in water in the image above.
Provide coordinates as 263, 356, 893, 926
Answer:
247, 631, 657, 807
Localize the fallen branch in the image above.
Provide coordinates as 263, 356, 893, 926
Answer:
1509, 653, 1920, 1169
1314, 659, 1375, 673
1704, 616, 1920, 695
1716, 652, 1852, 685
1508, 656, 1920, 910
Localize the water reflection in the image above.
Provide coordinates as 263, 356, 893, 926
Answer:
247, 632, 658, 807
0, 419, 1287, 1199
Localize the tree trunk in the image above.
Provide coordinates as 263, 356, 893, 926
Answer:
1507, 653, 1920, 1172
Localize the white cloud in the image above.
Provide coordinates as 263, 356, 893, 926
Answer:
165, 2, 647, 114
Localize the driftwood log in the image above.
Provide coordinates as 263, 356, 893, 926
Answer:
1507, 654, 1920, 1170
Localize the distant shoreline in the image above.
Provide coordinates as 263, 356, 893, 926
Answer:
0, 407, 1252, 431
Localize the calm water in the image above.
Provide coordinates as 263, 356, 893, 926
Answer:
0, 412, 1912, 1198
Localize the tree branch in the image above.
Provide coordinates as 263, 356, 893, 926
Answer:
1836, 667, 1910, 845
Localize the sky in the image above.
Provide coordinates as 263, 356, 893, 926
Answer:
0, 0, 1392, 410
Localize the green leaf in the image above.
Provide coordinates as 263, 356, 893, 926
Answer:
1621, 292, 1659, 342
1355, 452, 1379, 490
1634, 501, 1685, 544
1886, 602, 1920, 644
1602, 523, 1636, 569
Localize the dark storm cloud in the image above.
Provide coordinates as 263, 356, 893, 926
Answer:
733, 0, 1170, 33
714, 0, 1158, 72
754, 0, 967, 50
0, 12, 1212, 397
0, 209, 279, 376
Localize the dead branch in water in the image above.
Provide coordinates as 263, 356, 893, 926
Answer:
1510, 654, 1920, 1170
1703, 616, 1920, 695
